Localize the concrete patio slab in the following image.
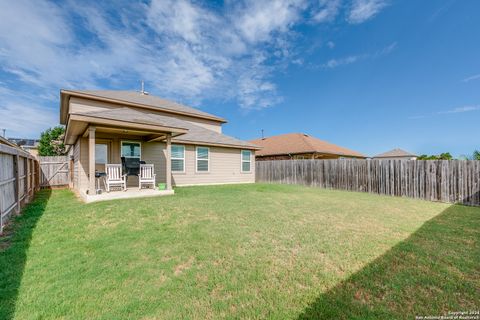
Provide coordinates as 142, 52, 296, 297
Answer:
80, 188, 174, 203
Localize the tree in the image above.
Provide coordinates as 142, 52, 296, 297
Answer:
417, 152, 453, 160
38, 126, 66, 156
473, 150, 480, 160
438, 152, 453, 160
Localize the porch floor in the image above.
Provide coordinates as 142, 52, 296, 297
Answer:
80, 188, 174, 203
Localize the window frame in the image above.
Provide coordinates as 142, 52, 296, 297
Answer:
95, 143, 109, 165
121, 140, 142, 159
195, 146, 210, 173
171, 144, 185, 173
241, 150, 252, 173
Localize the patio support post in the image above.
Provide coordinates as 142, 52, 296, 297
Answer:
166, 133, 172, 190
88, 126, 96, 194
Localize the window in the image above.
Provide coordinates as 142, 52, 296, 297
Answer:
241, 150, 251, 172
196, 147, 209, 172
171, 145, 185, 172
121, 141, 141, 159
95, 144, 108, 164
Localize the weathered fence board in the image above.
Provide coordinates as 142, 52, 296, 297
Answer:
38, 156, 70, 188
256, 159, 480, 206
0, 143, 39, 233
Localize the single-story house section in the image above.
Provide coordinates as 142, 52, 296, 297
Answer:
61, 90, 260, 199
372, 148, 418, 160
250, 133, 365, 160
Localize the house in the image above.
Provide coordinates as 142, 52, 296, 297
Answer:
0, 135, 18, 148
8, 138, 40, 157
372, 148, 417, 160
61, 90, 260, 200
250, 133, 365, 160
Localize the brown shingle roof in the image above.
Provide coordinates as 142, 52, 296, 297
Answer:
373, 148, 417, 158
250, 133, 365, 158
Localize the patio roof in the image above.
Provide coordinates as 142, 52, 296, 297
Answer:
65, 107, 190, 145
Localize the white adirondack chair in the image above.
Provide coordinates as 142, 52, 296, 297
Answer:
105, 164, 127, 192
138, 164, 156, 190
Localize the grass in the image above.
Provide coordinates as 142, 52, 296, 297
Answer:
0, 184, 478, 319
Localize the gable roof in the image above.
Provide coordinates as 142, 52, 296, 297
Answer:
72, 107, 259, 150
60, 90, 226, 124
373, 148, 417, 158
250, 133, 365, 158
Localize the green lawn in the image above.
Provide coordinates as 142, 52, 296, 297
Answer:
1, 184, 478, 319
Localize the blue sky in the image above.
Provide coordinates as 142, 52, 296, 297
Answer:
0, 0, 479, 157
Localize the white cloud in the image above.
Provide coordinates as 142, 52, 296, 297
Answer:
347, 0, 388, 24
0, 0, 389, 137
410, 105, 480, 119
463, 73, 480, 83
439, 105, 480, 114
320, 42, 396, 68
323, 55, 361, 68
311, 0, 341, 23
0, 84, 58, 137
234, 0, 306, 44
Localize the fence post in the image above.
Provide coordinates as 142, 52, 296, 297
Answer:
14, 154, 21, 214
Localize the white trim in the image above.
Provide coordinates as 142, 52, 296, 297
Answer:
173, 181, 255, 187
241, 150, 252, 173
121, 140, 142, 159
171, 144, 185, 173
195, 146, 210, 173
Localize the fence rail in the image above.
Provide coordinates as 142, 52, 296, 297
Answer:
0, 144, 39, 233
256, 159, 480, 206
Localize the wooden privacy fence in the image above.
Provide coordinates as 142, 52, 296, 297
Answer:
0, 144, 39, 234
256, 159, 480, 206
38, 156, 70, 188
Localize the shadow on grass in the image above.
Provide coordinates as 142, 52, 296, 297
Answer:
298, 204, 480, 320
0, 189, 51, 320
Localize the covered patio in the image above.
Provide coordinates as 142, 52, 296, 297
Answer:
64, 108, 190, 201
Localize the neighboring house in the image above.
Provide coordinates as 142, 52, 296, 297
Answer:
1, 135, 19, 148
250, 133, 365, 160
372, 148, 417, 160
60, 90, 260, 197
8, 138, 40, 157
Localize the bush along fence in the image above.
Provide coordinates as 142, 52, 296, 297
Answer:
256, 159, 480, 206
0, 143, 39, 234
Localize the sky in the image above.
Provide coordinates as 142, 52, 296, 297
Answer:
0, 0, 479, 157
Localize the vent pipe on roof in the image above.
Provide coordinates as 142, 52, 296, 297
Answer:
261, 129, 264, 139
140, 80, 149, 95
